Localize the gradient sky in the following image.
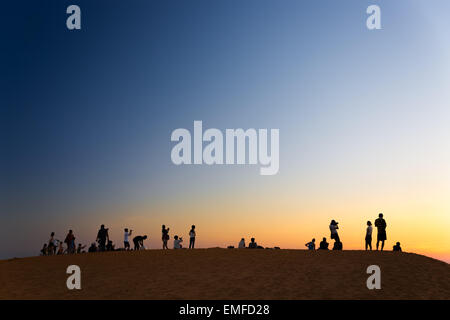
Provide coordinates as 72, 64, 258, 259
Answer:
1, 0, 450, 262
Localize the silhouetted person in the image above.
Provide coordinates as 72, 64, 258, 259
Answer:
106, 240, 115, 251
238, 238, 245, 248
333, 241, 343, 250
305, 238, 315, 250
393, 242, 402, 252
41, 244, 48, 256
248, 238, 258, 249
77, 243, 86, 254
48, 232, 56, 255
174, 235, 183, 249
365, 221, 373, 251
329, 220, 340, 242
88, 242, 97, 253
96, 225, 109, 252
64, 230, 76, 254
375, 213, 387, 251
124, 228, 132, 250
133, 235, 147, 250
189, 225, 196, 249
57, 241, 65, 255
162, 225, 170, 249
318, 237, 329, 250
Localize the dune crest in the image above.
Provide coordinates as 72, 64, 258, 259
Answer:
1, 249, 449, 300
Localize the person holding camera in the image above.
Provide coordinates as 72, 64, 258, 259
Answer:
329, 220, 340, 242
124, 228, 133, 250
173, 235, 183, 249
162, 225, 170, 249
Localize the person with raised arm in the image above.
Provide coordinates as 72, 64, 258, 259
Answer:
305, 238, 315, 250
124, 228, 132, 250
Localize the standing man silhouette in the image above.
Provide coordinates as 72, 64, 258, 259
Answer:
189, 225, 196, 249
375, 213, 387, 251
96, 224, 109, 252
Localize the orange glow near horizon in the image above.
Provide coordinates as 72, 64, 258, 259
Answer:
73, 179, 450, 264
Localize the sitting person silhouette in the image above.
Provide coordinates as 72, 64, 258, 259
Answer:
393, 242, 402, 252
238, 238, 245, 248
88, 242, 97, 253
106, 240, 115, 251
318, 237, 329, 250
77, 243, 86, 254
305, 238, 315, 250
332, 241, 343, 250
248, 238, 258, 249
173, 235, 183, 249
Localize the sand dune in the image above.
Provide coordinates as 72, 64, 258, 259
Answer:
0, 249, 449, 299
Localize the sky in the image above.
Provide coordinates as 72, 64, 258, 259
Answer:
1, 0, 450, 262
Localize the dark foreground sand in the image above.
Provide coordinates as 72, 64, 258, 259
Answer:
0, 249, 449, 299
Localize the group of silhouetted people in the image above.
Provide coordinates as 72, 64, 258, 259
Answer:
304, 213, 402, 252
365, 213, 400, 251
40, 224, 198, 255
233, 237, 265, 249
41, 231, 82, 256
40, 214, 403, 256
161, 224, 196, 249
306, 219, 343, 251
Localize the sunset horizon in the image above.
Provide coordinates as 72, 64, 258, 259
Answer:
1, 0, 449, 305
